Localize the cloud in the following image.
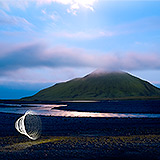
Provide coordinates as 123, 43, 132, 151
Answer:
0, 10, 33, 31
0, 67, 93, 85
121, 53, 160, 70
65, 0, 96, 15
53, 30, 115, 39
41, 9, 59, 21
0, 42, 160, 74
0, 0, 97, 15
0, 0, 29, 10
46, 16, 160, 40
0, 41, 160, 83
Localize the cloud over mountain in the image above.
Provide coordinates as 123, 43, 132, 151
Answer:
0, 42, 160, 77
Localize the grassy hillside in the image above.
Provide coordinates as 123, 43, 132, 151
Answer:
22, 71, 160, 101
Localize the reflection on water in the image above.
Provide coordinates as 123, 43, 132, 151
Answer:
0, 103, 160, 118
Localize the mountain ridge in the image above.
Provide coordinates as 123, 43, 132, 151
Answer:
22, 70, 160, 101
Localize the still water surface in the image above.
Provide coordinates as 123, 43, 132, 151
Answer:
0, 103, 160, 118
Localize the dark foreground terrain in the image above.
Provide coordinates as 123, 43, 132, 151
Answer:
1, 112, 160, 160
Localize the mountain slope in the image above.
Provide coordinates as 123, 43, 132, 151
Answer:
22, 71, 160, 101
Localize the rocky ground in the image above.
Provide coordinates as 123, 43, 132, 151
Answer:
0, 112, 160, 160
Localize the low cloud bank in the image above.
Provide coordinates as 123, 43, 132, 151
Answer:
0, 42, 160, 75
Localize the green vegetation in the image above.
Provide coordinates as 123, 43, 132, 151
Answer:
22, 71, 160, 101
1, 135, 160, 153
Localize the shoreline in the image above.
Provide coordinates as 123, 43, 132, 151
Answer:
1, 96, 160, 103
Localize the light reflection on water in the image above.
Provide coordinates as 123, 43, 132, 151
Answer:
0, 103, 160, 118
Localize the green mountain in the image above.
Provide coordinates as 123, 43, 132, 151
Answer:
22, 70, 160, 101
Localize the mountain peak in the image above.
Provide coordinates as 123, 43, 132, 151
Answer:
85, 69, 126, 78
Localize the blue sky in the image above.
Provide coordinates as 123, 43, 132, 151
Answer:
0, 0, 160, 99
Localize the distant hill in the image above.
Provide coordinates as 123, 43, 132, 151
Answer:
22, 70, 160, 101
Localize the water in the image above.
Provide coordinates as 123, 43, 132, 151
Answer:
0, 100, 160, 118
60, 100, 160, 114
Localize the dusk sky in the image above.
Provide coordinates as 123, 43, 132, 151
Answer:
0, 0, 160, 99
